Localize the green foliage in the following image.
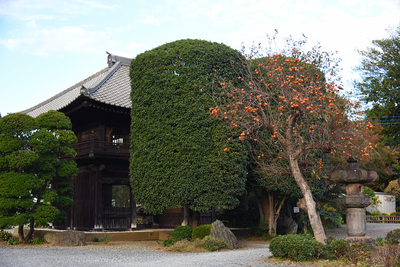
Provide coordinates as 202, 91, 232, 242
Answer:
0, 230, 13, 241
192, 224, 211, 240
325, 236, 350, 260
92, 237, 99, 242
202, 236, 228, 251
391, 212, 400, 215
98, 233, 111, 243
354, 24, 400, 148
319, 209, 342, 229
348, 242, 371, 264
269, 234, 324, 261
129, 39, 248, 214
259, 220, 269, 233
385, 229, 400, 245
376, 237, 385, 247
6, 237, 18, 245
0, 111, 77, 242
162, 238, 175, 247
171, 225, 193, 241
364, 186, 375, 197
31, 236, 45, 245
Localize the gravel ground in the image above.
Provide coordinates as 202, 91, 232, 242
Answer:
0, 243, 280, 267
326, 223, 400, 240
1, 223, 399, 267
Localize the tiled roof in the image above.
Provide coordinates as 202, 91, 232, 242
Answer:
21, 54, 132, 118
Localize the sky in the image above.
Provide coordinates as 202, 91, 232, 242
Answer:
0, 0, 399, 117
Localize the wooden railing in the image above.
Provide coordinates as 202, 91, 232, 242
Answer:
72, 140, 130, 156
366, 215, 400, 223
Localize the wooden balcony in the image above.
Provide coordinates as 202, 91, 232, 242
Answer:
71, 140, 130, 160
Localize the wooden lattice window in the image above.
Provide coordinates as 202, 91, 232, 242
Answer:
111, 128, 124, 145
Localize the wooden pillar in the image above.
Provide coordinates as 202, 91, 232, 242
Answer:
91, 164, 105, 231
99, 123, 105, 151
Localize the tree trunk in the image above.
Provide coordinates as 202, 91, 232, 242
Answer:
253, 188, 265, 222
273, 196, 288, 235
189, 210, 199, 228
18, 225, 24, 243
24, 217, 35, 243
255, 188, 287, 236
266, 191, 275, 235
182, 204, 189, 226
289, 154, 327, 244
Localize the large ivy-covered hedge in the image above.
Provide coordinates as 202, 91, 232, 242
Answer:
129, 39, 248, 214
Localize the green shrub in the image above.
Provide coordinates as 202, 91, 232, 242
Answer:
192, 224, 211, 240
7, 237, 18, 245
325, 236, 350, 260
259, 221, 269, 233
92, 237, 99, 242
31, 236, 45, 245
269, 234, 324, 261
98, 233, 111, 243
386, 229, 400, 245
162, 239, 175, 247
348, 242, 371, 264
202, 236, 228, 252
319, 210, 342, 229
376, 237, 385, 247
172, 225, 193, 241
0, 230, 13, 241
390, 212, 400, 216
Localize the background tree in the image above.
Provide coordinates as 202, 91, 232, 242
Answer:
0, 111, 77, 243
211, 35, 372, 244
354, 24, 400, 148
129, 39, 248, 223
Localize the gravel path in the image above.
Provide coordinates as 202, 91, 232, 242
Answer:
1, 223, 399, 267
326, 223, 400, 240
0, 243, 279, 267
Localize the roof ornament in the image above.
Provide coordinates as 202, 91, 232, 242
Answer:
106, 51, 116, 68
80, 86, 90, 97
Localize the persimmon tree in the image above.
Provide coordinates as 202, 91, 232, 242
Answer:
211, 36, 373, 244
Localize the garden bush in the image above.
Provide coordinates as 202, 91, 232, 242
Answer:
390, 212, 400, 216
202, 236, 228, 252
269, 234, 324, 261
171, 225, 193, 241
192, 224, 211, 240
31, 236, 45, 245
325, 236, 350, 260
0, 230, 13, 241
348, 242, 371, 264
385, 229, 400, 245
376, 237, 386, 247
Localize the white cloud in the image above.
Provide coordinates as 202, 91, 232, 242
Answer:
73, 0, 115, 9
0, 22, 115, 55
139, 14, 163, 25
128, 43, 145, 50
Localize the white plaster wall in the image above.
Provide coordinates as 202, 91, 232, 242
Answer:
366, 192, 396, 214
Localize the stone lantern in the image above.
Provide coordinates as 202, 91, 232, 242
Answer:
331, 157, 378, 247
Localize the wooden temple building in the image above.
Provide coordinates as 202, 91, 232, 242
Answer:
21, 53, 214, 231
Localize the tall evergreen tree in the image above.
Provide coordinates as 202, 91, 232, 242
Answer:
354, 24, 400, 147
129, 39, 248, 217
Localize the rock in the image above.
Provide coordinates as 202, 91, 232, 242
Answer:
282, 217, 298, 234
44, 230, 85, 246
210, 220, 238, 249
